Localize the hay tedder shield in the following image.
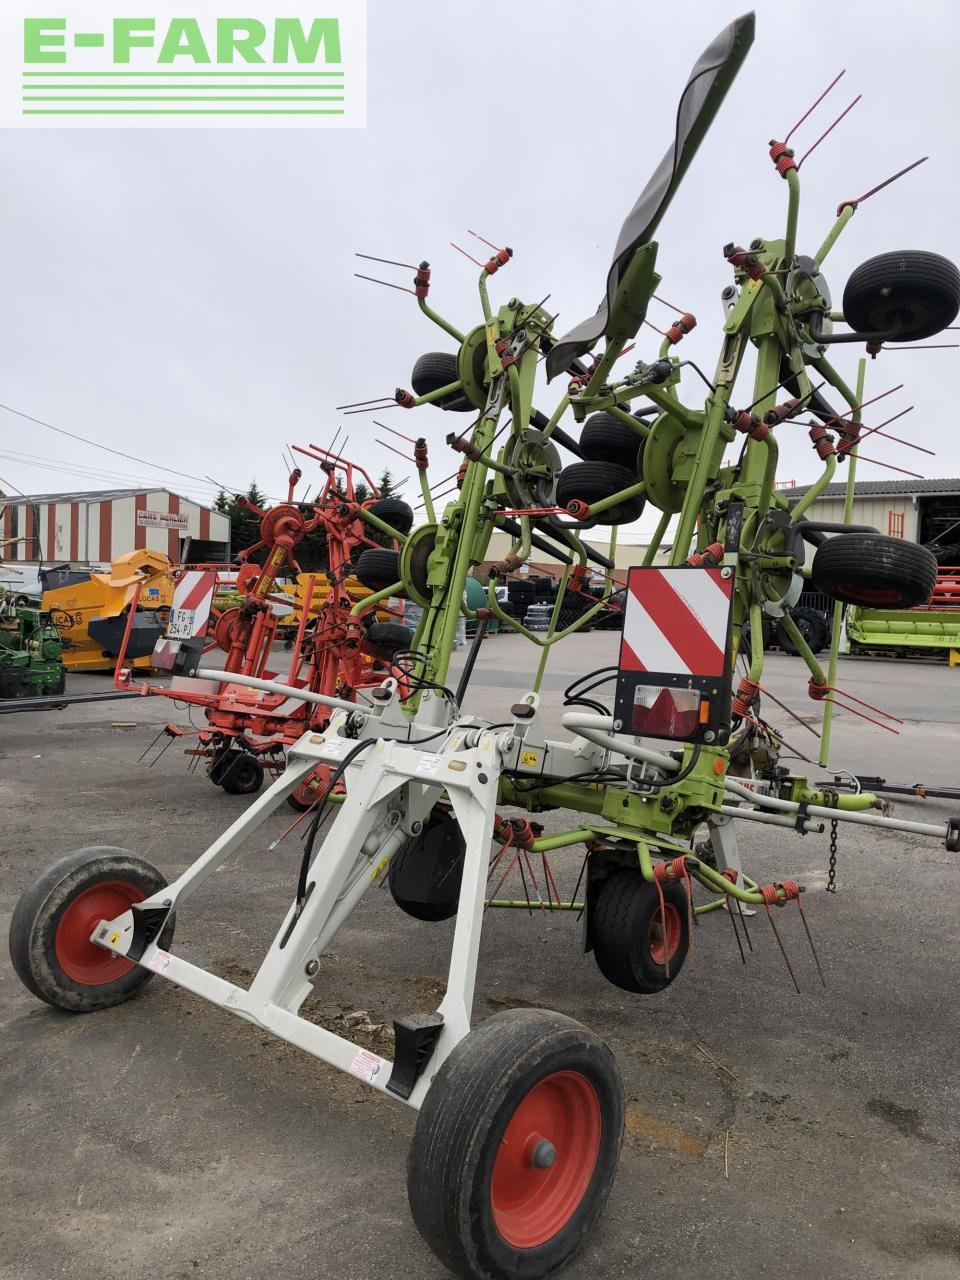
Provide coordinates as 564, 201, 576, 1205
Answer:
614, 566, 734, 744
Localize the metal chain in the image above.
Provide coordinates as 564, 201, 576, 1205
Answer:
826, 820, 838, 893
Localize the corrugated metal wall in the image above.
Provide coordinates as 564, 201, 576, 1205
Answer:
1, 490, 229, 565
800, 496, 918, 541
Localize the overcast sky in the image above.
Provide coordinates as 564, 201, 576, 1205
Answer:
1, 0, 958, 540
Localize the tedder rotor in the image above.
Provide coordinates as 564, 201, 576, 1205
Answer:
11, 13, 960, 1280
114, 446, 417, 805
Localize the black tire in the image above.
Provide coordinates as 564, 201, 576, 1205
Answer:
555, 461, 645, 525
408, 1008, 623, 1280
363, 621, 414, 661
811, 534, 937, 608
411, 351, 473, 412
776, 606, 828, 655
842, 251, 960, 342
579, 412, 644, 468
592, 869, 690, 994
355, 548, 402, 591
389, 809, 465, 922
8, 848, 174, 1012
367, 497, 414, 536
220, 753, 265, 795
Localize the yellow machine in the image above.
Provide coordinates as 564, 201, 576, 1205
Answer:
42, 549, 175, 672
276, 572, 389, 633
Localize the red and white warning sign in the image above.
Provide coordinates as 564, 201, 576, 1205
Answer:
615, 567, 734, 743
167, 571, 218, 640
152, 570, 218, 669
620, 567, 732, 676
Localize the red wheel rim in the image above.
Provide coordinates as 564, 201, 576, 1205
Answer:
647, 903, 682, 967
837, 583, 904, 605
54, 881, 145, 985
491, 1070, 601, 1248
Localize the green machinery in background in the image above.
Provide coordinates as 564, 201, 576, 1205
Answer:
0, 598, 65, 697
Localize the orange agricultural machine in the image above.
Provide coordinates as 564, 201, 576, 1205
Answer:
116, 446, 415, 803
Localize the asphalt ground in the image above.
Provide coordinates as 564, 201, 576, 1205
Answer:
2, 636, 960, 1280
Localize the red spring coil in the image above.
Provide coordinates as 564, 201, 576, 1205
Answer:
808, 423, 836, 459
686, 541, 724, 567
737, 677, 760, 701
665, 313, 697, 344
768, 140, 797, 177
808, 679, 830, 701
725, 244, 766, 281
509, 817, 538, 849
414, 439, 429, 471
760, 880, 801, 906
764, 397, 802, 425
395, 388, 416, 408
413, 261, 431, 299
565, 498, 591, 520
485, 248, 512, 274
721, 867, 739, 886
456, 461, 469, 488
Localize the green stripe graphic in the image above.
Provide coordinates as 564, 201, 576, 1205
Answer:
23, 96, 346, 101
22, 70, 346, 77
23, 108, 346, 115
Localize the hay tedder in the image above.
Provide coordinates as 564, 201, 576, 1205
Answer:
113, 447, 416, 805
11, 14, 960, 1280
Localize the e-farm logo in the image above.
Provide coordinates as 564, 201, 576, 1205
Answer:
1, 2, 366, 127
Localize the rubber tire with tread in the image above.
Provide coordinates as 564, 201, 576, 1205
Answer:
811, 533, 937, 608
776, 606, 828, 655
579, 412, 644, 468
367, 497, 414, 536
555, 461, 645, 525
592, 869, 690, 994
388, 809, 465, 922
355, 548, 403, 592
220, 753, 265, 795
842, 250, 960, 342
363, 621, 414, 660
411, 352, 473, 412
408, 1008, 624, 1280
8, 848, 174, 1012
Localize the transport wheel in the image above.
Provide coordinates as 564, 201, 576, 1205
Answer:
8, 848, 174, 1012
842, 250, 960, 341
408, 1008, 623, 1280
592, 869, 689, 994
367, 497, 414, 536
811, 533, 937, 608
220, 753, 265, 795
411, 351, 473, 411
362, 621, 414, 661
356, 548, 402, 591
389, 809, 465, 921
579, 412, 644, 468
776, 606, 827, 655
555, 462, 644, 525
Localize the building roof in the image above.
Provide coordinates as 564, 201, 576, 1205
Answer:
781, 477, 960, 500
0, 487, 220, 509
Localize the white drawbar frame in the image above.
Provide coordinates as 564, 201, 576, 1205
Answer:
88, 670, 952, 1112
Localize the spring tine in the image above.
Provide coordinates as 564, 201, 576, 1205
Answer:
784, 69, 846, 145
343, 403, 400, 416
353, 272, 417, 295
451, 242, 485, 268
571, 852, 589, 922
376, 439, 416, 464
843, 156, 928, 208
521, 851, 549, 915
851, 453, 924, 480
796, 899, 827, 988
355, 252, 420, 270
517, 855, 534, 915
765, 904, 801, 994
467, 228, 503, 252
374, 419, 418, 444
735, 897, 754, 952
137, 726, 166, 765
797, 95, 862, 169
335, 396, 397, 410
727, 898, 747, 965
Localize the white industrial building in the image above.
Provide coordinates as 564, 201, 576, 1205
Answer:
0, 488, 231, 568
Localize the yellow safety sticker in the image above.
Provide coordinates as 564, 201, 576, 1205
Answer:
109, 931, 122, 946
520, 749, 540, 768
370, 856, 390, 882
